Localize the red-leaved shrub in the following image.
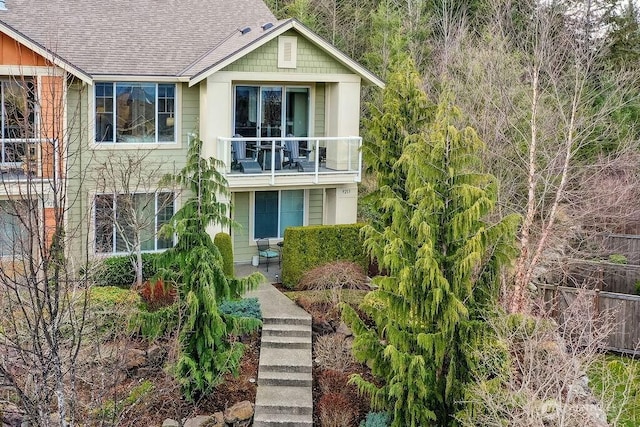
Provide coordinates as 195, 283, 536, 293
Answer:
138, 279, 176, 311
318, 392, 357, 427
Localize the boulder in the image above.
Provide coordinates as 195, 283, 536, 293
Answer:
2, 404, 23, 427
124, 348, 147, 371
162, 419, 179, 427
146, 345, 168, 367
335, 322, 353, 337
223, 401, 254, 426
184, 415, 218, 427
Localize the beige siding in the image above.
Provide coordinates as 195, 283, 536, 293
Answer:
222, 30, 351, 75
314, 83, 325, 137
308, 189, 323, 225
232, 192, 253, 263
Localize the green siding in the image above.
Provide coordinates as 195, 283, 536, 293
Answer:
65, 82, 199, 264
314, 84, 325, 137
308, 189, 323, 225
222, 30, 351, 75
232, 192, 253, 263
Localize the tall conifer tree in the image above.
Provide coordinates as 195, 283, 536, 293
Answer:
159, 136, 262, 400
344, 59, 520, 426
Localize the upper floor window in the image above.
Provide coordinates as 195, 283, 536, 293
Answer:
1, 80, 36, 163
0, 199, 29, 257
95, 83, 175, 143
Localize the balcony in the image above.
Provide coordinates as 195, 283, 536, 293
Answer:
217, 136, 362, 188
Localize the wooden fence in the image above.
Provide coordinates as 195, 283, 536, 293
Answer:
540, 284, 640, 355
564, 260, 640, 294
600, 234, 640, 264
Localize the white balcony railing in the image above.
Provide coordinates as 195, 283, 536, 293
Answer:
217, 136, 362, 185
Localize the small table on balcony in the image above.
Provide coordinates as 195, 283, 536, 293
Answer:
257, 144, 283, 170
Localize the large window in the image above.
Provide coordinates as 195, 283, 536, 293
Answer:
95, 192, 174, 253
254, 190, 304, 239
1, 80, 36, 164
0, 200, 29, 257
95, 83, 175, 143
234, 85, 309, 138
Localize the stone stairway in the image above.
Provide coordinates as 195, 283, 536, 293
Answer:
247, 283, 313, 427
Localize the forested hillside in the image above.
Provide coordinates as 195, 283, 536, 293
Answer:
269, 0, 640, 309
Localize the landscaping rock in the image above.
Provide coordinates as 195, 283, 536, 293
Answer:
124, 348, 147, 370
335, 322, 353, 337
312, 319, 334, 335
2, 403, 23, 427
146, 345, 167, 367
162, 419, 179, 427
223, 401, 254, 426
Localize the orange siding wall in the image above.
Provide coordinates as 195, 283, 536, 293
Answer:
40, 76, 64, 179
0, 32, 47, 66
43, 207, 56, 249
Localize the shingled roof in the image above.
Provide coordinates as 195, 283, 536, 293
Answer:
0, 0, 277, 77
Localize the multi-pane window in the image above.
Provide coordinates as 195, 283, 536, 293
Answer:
95, 83, 175, 143
254, 190, 304, 239
0, 200, 29, 257
1, 80, 36, 163
94, 192, 174, 254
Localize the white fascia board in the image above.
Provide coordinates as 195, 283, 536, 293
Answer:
92, 75, 190, 83
188, 19, 385, 89
0, 22, 93, 84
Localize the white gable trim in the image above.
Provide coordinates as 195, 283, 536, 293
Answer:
0, 23, 93, 84
188, 19, 384, 88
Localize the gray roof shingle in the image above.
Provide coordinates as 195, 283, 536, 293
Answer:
0, 0, 277, 77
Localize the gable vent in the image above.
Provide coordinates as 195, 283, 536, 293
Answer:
278, 36, 297, 69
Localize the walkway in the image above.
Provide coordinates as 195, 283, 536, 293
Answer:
243, 264, 313, 427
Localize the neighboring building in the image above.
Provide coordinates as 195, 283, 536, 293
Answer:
0, 0, 383, 263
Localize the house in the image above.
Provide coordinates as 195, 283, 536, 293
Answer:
0, 0, 383, 264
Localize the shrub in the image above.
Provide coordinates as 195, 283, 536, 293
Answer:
138, 279, 176, 311
281, 224, 367, 288
93, 253, 163, 288
88, 286, 141, 337
318, 369, 350, 395
359, 412, 391, 427
315, 333, 355, 372
298, 261, 369, 304
608, 253, 628, 264
214, 232, 234, 277
218, 297, 262, 320
318, 392, 357, 427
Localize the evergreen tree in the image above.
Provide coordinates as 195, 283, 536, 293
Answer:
159, 136, 262, 401
343, 62, 520, 426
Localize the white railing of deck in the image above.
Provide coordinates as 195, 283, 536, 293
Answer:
217, 136, 362, 185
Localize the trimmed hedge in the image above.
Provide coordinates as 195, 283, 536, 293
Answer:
93, 253, 163, 288
214, 232, 234, 277
281, 224, 367, 288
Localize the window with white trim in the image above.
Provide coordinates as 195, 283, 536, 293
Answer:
95, 82, 175, 143
1, 79, 36, 164
254, 190, 304, 239
94, 192, 174, 254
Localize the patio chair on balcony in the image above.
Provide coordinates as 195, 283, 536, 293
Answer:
231, 134, 261, 173
257, 238, 280, 272
283, 134, 313, 171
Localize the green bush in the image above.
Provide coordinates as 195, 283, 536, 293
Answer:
88, 286, 141, 338
214, 232, 234, 277
359, 412, 391, 427
219, 297, 262, 320
93, 253, 163, 288
281, 224, 367, 288
609, 253, 628, 264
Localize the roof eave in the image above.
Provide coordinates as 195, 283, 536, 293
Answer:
0, 22, 93, 84
188, 19, 385, 88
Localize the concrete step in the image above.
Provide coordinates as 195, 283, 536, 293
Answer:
259, 347, 312, 372
262, 335, 311, 349
263, 323, 312, 338
252, 413, 313, 427
264, 316, 311, 327
259, 371, 312, 387
255, 385, 313, 413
